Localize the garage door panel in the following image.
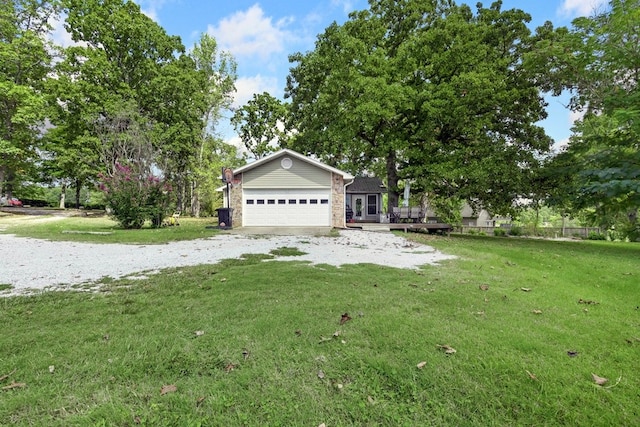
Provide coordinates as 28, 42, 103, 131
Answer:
244, 189, 331, 226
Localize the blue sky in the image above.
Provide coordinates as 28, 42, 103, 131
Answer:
54, 0, 608, 150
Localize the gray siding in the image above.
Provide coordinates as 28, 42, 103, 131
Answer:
243, 155, 331, 189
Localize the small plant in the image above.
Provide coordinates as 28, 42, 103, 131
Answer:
493, 228, 507, 237
587, 231, 605, 240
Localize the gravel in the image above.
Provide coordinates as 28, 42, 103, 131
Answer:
0, 229, 455, 297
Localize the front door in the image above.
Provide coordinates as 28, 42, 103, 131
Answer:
353, 196, 365, 220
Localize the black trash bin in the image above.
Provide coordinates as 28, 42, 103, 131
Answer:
216, 208, 233, 228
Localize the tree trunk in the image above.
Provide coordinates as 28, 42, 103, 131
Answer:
386, 150, 399, 213
59, 182, 67, 209
190, 180, 201, 217
75, 179, 82, 209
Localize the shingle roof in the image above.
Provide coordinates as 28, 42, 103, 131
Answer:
347, 177, 387, 194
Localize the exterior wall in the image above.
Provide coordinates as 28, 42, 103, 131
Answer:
230, 174, 243, 227
243, 155, 331, 189
331, 173, 345, 228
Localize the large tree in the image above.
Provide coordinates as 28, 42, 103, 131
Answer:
0, 0, 59, 198
286, 0, 556, 214
544, 0, 639, 236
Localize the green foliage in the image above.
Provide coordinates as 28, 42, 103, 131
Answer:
99, 163, 172, 229
508, 225, 524, 236
493, 228, 507, 237
287, 1, 556, 214
231, 92, 289, 159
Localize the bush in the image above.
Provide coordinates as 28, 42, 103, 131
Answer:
99, 163, 173, 229
508, 226, 524, 236
493, 228, 507, 237
587, 231, 605, 240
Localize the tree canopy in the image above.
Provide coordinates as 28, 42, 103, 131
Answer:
286, 0, 557, 214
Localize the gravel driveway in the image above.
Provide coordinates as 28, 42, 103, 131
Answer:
0, 229, 455, 297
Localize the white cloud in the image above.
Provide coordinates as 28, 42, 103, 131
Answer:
558, 0, 607, 17
207, 5, 294, 60
569, 108, 586, 126
233, 75, 279, 109
331, 0, 356, 14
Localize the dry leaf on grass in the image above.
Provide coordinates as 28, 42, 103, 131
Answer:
340, 313, 352, 325
48, 365, 55, 374
417, 361, 427, 369
1, 382, 26, 391
591, 373, 608, 386
160, 384, 177, 395
578, 298, 599, 305
194, 330, 205, 337
567, 350, 579, 357
317, 370, 325, 379
526, 370, 538, 380
437, 344, 457, 354
479, 284, 489, 291
224, 363, 236, 373
520, 287, 532, 292
532, 309, 543, 314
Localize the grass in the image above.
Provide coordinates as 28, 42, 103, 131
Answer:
1, 222, 639, 425
0, 215, 219, 244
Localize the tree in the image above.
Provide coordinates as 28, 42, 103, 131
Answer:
188, 33, 237, 217
286, 0, 555, 214
544, 0, 639, 238
0, 0, 59, 198
231, 92, 289, 159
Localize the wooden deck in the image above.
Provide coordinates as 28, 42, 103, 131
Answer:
346, 222, 452, 234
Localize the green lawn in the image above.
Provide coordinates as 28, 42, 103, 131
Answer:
1, 227, 639, 426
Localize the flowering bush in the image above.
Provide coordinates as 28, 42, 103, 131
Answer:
98, 163, 173, 229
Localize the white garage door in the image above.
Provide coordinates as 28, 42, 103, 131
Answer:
243, 189, 331, 226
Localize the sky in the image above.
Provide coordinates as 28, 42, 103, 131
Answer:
53, 0, 609, 151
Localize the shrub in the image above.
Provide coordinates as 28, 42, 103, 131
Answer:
587, 231, 605, 240
508, 226, 524, 236
493, 228, 507, 237
98, 163, 173, 229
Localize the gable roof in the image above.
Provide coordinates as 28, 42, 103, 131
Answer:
347, 177, 387, 193
232, 149, 354, 179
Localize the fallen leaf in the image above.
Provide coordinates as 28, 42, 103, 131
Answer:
340, 313, 352, 325
220, 278, 227, 282
367, 395, 375, 404
578, 298, 598, 305
160, 384, 177, 395
49, 365, 55, 374
592, 373, 608, 386
319, 336, 332, 344
134, 416, 141, 424
332, 330, 341, 337
317, 370, 325, 379
194, 330, 205, 337
567, 350, 579, 357
526, 370, 537, 380
224, 363, 236, 373
532, 310, 542, 314
474, 311, 485, 315
319, 424, 326, 427
520, 287, 532, 292
1, 382, 26, 391
196, 396, 205, 406
417, 361, 427, 369
295, 329, 302, 336
242, 349, 250, 360
479, 284, 489, 291
437, 344, 457, 354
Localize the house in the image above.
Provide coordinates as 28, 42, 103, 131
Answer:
220, 149, 354, 228
345, 177, 387, 222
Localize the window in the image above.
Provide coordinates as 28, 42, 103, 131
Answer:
321, 199, 329, 204
268, 199, 275, 205
278, 199, 286, 204
299, 199, 307, 204
289, 199, 297, 204
310, 199, 318, 204
257, 199, 265, 205
246, 200, 254, 205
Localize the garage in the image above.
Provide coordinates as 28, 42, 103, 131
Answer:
221, 149, 353, 228
243, 189, 331, 226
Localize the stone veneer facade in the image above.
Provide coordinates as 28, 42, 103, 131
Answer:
229, 173, 243, 228
331, 173, 346, 228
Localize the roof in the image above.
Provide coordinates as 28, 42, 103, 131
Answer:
231, 149, 354, 179
346, 177, 387, 194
